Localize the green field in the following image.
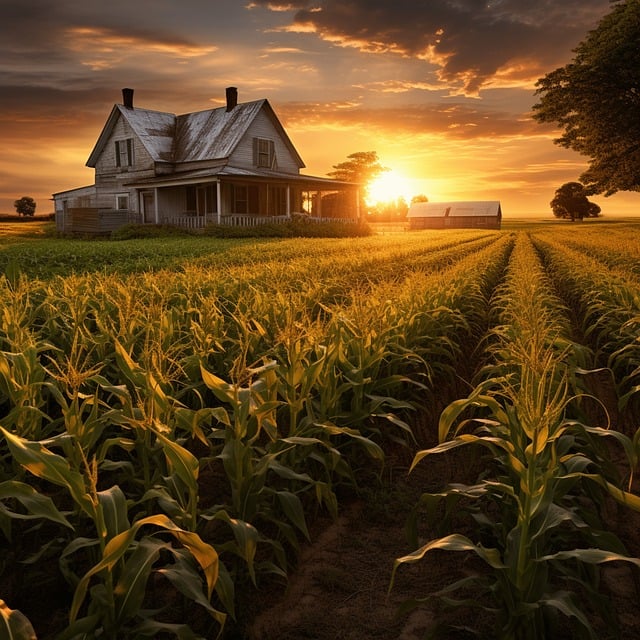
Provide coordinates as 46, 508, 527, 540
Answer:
2, 219, 640, 639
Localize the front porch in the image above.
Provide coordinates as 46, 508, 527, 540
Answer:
131, 173, 360, 230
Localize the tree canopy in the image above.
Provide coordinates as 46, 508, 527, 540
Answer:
328, 151, 388, 206
550, 182, 601, 221
532, 0, 640, 196
14, 196, 36, 217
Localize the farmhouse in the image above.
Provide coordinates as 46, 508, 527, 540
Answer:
407, 201, 502, 230
53, 88, 360, 234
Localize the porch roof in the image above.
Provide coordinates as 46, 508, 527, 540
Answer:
126, 166, 358, 190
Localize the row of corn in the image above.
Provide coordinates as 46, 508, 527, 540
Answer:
394, 232, 640, 639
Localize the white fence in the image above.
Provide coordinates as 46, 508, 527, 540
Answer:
165, 216, 207, 230
221, 214, 290, 227
165, 214, 359, 230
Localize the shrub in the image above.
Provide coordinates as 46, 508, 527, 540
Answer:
202, 219, 372, 238
111, 223, 196, 240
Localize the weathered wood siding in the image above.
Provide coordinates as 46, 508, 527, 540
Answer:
409, 216, 501, 230
68, 208, 129, 235
93, 113, 155, 211
230, 110, 300, 173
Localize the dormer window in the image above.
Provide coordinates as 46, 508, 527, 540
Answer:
115, 138, 134, 168
254, 137, 275, 169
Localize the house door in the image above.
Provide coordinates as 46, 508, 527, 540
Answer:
142, 191, 155, 223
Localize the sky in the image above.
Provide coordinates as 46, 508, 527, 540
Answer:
1, 0, 638, 217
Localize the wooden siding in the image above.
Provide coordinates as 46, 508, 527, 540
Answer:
230, 110, 300, 174
409, 216, 501, 230
94, 113, 156, 189
68, 208, 130, 235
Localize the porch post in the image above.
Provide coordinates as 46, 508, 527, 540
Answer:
154, 187, 159, 224
286, 185, 291, 218
216, 181, 222, 224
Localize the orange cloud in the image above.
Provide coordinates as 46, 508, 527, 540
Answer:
65, 26, 217, 69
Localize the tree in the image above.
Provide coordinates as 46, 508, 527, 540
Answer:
328, 151, 388, 208
550, 182, 601, 221
14, 196, 36, 217
532, 0, 640, 196
410, 194, 429, 205
368, 197, 409, 221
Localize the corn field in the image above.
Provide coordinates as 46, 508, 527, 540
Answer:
1, 221, 640, 639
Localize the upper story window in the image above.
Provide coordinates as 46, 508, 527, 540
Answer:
115, 138, 134, 168
254, 137, 275, 169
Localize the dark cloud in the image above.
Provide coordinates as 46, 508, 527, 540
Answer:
251, 0, 611, 93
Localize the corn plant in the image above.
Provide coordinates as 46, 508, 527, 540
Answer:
0, 426, 225, 639
532, 234, 640, 425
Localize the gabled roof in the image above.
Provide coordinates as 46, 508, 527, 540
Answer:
86, 105, 175, 166
407, 201, 502, 218
86, 99, 304, 168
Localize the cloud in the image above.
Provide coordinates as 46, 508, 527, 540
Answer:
250, 0, 612, 94
278, 98, 546, 140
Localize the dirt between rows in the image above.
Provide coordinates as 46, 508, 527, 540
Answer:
233, 435, 640, 640
243, 456, 457, 640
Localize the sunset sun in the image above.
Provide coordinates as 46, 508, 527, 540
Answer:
367, 170, 414, 206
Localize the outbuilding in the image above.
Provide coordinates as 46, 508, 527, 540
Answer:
407, 201, 502, 230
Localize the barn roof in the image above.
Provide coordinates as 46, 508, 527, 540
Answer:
86, 98, 305, 169
407, 201, 502, 218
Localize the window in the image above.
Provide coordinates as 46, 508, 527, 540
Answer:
254, 137, 275, 169
115, 138, 134, 168
116, 194, 129, 210
233, 184, 259, 214
267, 186, 287, 216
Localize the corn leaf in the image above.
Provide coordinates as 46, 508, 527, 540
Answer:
0, 599, 36, 640
277, 490, 310, 541
97, 485, 130, 540
0, 480, 73, 529
113, 537, 166, 625
0, 427, 94, 518
71, 514, 219, 622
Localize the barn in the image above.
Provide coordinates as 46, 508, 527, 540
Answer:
407, 201, 502, 230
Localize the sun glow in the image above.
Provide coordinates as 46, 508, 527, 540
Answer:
366, 170, 414, 206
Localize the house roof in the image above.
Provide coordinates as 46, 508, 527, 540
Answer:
407, 201, 502, 218
86, 99, 305, 169
52, 184, 97, 198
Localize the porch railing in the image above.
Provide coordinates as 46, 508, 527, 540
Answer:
220, 214, 290, 227
165, 216, 207, 230
306, 216, 357, 224
164, 214, 359, 230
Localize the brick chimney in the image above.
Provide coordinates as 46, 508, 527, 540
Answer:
122, 88, 134, 109
226, 86, 238, 112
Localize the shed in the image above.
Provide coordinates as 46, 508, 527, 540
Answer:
407, 201, 502, 230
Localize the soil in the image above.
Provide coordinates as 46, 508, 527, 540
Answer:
240, 452, 463, 640
229, 415, 640, 640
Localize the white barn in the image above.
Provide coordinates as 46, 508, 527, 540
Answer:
407, 201, 502, 230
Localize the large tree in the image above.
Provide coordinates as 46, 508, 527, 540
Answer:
550, 182, 601, 221
328, 151, 387, 208
532, 0, 640, 196
14, 196, 36, 217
